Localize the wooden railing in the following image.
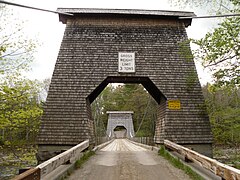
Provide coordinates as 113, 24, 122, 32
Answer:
164, 140, 240, 180
12, 140, 89, 180
130, 137, 154, 146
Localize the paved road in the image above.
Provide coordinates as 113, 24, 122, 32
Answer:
67, 139, 191, 180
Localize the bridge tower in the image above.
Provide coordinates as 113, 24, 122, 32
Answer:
37, 8, 213, 162
106, 111, 135, 138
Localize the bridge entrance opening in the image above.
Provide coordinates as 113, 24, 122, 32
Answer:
88, 76, 165, 144
113, 126, 127, 139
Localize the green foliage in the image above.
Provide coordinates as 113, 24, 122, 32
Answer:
178, 40, 199, 91
75, 151, 95, 169
0, 145, 37, 179
135, 130, 147, 137
0, 5, 43, 146
202, 84, 240, 145
158, 146, 204, 180
171, 0, 240, 88
193, 16, 240, 87
178, 40, 194, 62
0, 76, 43, 145
91, 84, 158, 137
185, 70, 198, 91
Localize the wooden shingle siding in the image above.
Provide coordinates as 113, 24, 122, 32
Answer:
37, 9, 212, 148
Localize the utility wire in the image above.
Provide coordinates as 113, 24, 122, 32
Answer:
1, 0, 239, 19
1, 0, 240, 19
0, 0, 73, 16
179, 13, 240, 19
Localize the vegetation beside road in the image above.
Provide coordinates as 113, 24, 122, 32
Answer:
158, 146, 204, 180
75, 151, 95, 169
0, 145, 37, 179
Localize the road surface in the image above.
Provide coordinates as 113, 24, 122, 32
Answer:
67, 139, 191, 180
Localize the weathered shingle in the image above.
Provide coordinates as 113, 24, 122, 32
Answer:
38, 9, 212, 148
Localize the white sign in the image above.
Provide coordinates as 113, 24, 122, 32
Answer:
118, 52, 135, 73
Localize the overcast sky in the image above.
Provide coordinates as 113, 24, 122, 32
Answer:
5, 0, 219, 85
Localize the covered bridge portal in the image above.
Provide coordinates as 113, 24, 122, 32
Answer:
37, 8, 213, 162
106, 111, 135, 138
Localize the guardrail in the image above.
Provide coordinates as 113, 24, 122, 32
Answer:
164, 140, 240, 180
12, 140, 89, 180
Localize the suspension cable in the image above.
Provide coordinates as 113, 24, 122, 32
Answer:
1, 0, 239, 19
0, 0, 73, 16
135, 95, 151, 135
179, 13, 240, 19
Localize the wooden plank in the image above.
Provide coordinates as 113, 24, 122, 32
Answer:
37, 140, 89, 178
11, 168, 40, 180
164, 140, 240, 180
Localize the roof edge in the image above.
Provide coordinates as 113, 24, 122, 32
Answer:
57, 8, 195, 17
57, 8, 195, 27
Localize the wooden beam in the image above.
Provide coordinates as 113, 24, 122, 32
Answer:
37, 140, 89, 178
12, 140, 89, 180
11, 168, 40, 180
164, 140, 240, 180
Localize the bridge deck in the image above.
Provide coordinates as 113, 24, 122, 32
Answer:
67, 139, 191, 180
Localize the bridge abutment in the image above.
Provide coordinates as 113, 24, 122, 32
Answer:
37, 145, 74, 164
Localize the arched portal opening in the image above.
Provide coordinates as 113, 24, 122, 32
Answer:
87, 76, 167, 145
113, 126, 127, 139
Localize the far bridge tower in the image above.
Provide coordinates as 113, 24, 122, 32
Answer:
106, 111, 135, 138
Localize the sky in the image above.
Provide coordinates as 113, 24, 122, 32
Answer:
4, 0, 219, 85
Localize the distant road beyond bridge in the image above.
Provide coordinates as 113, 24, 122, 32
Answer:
67, 139, 191, 180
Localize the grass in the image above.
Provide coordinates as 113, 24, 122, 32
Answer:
75, 151, 95, 169
158, 146, 204, 180
61, 150, 95, 179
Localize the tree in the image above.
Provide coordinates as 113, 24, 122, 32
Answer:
171, 0, 240, 87
193, 15, 240, 87
202, 84, 240, 145
171, 0, 240, 150
91, 84, 158, 137
0, 5, 41, 145
0, 76, 43, 145
0, 4, 36, 75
